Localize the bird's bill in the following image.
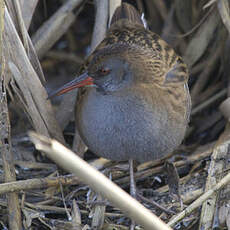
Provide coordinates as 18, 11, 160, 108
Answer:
48, 72, 94, 99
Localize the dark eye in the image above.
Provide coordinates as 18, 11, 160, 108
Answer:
99, 67, 110, 76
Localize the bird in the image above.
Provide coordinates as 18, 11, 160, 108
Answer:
49, 2, 191, 201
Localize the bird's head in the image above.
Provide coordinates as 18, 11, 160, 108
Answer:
48, 44, 149, 98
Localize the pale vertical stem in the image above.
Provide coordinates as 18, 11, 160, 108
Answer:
108, 0, 121, 26
90, 0, 109, 52
13, 0, 29, 53
0, 2, 22, 230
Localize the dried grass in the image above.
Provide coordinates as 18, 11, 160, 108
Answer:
1, 0, 230, 229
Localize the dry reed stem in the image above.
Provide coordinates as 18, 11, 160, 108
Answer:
218, 0, 230, 35
191, 89, 227, 116
0, 147, 210, 200
116, 147, 212, 186
29, 131, 172, 230
199, 128, 230, 229
21, 0, 38, 29
0, 175, 80, 195
90, 0, 108, 52
4, 7, 65, 143
109, 0, 121, 25
0, 2, 22, 229
44, 1, 86, 148
5, 0, 44, 82
183, 6, 220, 68
32, 0, 84, 59
168, 138, 230, 227
191, 42, 224, 104
14, 0, 29, 53
168, 170, 230, 227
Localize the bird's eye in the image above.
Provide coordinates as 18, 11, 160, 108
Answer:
99, 67, 110, 76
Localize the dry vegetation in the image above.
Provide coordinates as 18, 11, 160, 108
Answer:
1, 0, 230, 229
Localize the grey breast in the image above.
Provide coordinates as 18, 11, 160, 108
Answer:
76, 85, 187, 163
